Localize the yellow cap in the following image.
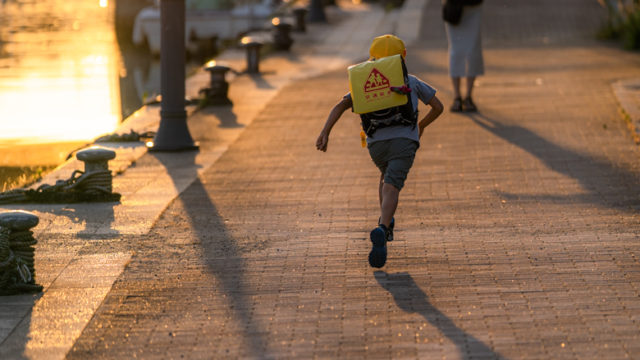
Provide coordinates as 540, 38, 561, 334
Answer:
369, 34, 406, 60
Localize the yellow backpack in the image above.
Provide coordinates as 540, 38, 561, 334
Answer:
348, 54, 408, 114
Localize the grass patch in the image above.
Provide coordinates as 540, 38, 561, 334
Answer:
0, 166, 55, 192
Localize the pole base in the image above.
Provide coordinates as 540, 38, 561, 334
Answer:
148, 110, 199, 152
147, 143, 199, 152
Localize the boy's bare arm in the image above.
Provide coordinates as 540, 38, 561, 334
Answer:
419, 95, 444, 138
316, 97, 353, 152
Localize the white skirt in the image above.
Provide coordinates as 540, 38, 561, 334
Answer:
445, 4, 484, 77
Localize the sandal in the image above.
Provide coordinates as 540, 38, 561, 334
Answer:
463, 97, 477, 112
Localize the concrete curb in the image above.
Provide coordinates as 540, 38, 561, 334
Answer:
612, 78, 640, 144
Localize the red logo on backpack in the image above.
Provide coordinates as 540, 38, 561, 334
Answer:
364, 68, 390, 93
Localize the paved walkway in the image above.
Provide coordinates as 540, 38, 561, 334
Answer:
3, 0, 640, 359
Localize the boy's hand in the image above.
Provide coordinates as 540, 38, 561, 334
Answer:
419, 95, 444, 138
316, 132, 329, 152
316, 97, 350, 152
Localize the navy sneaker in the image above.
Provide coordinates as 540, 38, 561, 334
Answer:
368, 225, 388, 268
378, 217, 394, 242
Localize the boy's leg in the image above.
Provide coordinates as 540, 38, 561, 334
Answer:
380, 183, 399, 228
368, 138, 417, 267
378, 173, 384, 206
378, 174, 395, 241
369, 170, 403, 268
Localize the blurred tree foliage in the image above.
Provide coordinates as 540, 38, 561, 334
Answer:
598, 0, 640, 50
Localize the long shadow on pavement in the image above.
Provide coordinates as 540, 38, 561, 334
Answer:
153, 150, 271, 358
248, 72, 275, 89
38, 203, 118, 239
0, 295, 38, 359
468, 112, 640, 212
374, 271, 505, 360
195, 106, 244, 129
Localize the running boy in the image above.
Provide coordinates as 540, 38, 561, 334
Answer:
315, 34, 443, 268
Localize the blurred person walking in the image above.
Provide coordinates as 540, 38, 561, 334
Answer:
442, 0, 484, 112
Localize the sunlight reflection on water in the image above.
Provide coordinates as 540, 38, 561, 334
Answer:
0, 0, 121, 143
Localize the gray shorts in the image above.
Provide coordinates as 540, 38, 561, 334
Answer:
368, 138, 419, 190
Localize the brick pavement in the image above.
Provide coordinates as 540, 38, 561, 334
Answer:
64, 0, 640, 358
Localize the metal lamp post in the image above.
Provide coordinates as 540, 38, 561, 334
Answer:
148, 0, 198, 152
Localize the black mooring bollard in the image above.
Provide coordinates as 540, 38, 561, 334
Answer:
241, 37, 263, 74
0, 210, 42, 295
76, 146, 116, 195
76, 146, 116, 174
272, 18, 294, 51
200, 61, 232, 105
292, 8, 308, 32
308, 0, 327, 23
